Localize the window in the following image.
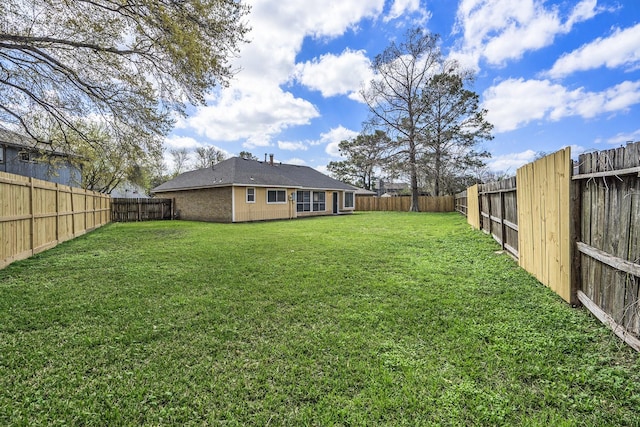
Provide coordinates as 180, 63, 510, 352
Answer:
296, 190, 310, 212
246, 187, 255, 203
0, 145, 4, 163
344, 192, 354, 209
19, 151, 31, 162
267, 189, 287, 204
313, 191, 326, 211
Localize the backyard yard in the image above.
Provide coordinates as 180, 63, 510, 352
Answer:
0, 212, 638, 425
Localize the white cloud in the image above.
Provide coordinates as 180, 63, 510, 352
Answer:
546, 24, 640, 78
317, 126, 359, 157
164, 135, 201, 150
293, 49, 373, 98
453, 0, 599, 68
286, 157, 307, 165
483, 78, 640, 133
487, 149, 536, 172
384, 0, 430, 24
182, 0, 385, 148
187, 82, 319, 148
278, 140, 308, 151
564, 0, 598, 29
315, 164, 330, 175
602, 129, 640, 146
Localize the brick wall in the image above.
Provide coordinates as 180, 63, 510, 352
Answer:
160, 187, 232, 222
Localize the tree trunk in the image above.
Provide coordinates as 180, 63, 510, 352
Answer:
434, 149, 441, 196
409, 140, 420, 212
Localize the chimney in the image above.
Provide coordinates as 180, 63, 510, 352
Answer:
264, 153, 267, 162
269, 153, 274, 166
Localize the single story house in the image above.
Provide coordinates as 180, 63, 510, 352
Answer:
152, 156, 356, 222
0, 129, 81, 186
353, 186, 377, 197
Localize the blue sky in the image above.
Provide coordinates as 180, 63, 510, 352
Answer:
166, 0, 640, 177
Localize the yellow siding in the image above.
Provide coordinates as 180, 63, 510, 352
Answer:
466, 184, 480, 229
517, 148, 572, 302
233, 187, 297, 222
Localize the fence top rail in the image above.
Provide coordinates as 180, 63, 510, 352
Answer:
478, 188, 517, 195
111, 198, 171, 202
572, 165, 640, 180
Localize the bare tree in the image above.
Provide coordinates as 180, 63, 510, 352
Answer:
361, 29, 442, 211
193, 146, 226, 169
170, 148, 190, 177
361, 28, 492, 208
419, 61, 492, 195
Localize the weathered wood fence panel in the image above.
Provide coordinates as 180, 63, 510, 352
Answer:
356, 195, 454, 212
478, 177, 518, 259
454, 190, 467, 216
1, 171, 110, 269
111, 198, 173, 222
517, 148, 572, 303
574, 142, 640, 349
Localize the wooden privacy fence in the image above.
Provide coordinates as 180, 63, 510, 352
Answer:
457, 143, 640, 350
356, 195, 454, 212
0, 171, 110, 269
479, 176, 519, 260
573, 143, 640, 349
111, 198, 173, 222
454, 190, 467, 216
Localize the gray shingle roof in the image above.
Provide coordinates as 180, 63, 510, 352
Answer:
0, 128, 72, 157
152, 157, 355, 193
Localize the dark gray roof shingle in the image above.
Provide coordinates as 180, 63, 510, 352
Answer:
152, 157, 354, 193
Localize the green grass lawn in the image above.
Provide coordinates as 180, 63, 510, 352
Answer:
0, 212, 638, 426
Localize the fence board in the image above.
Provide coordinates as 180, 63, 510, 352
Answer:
466, 185, 480, 230
454, 190, 467, 217
355, 195, 454, 212
0, 171, 110, 269
517, 148, 572, 303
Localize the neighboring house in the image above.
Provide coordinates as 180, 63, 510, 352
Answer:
152, 156, 356, 222
378, 180, 410, 197
110, 182, 149, 198
353, 186, 377, 197
0, 129, 81, 186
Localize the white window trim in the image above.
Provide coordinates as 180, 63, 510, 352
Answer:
246, 187, 255, 203
296, 190, 311, 212
313, 191, 326, 212
343, 191, 355, 209
266, 188, 287, 204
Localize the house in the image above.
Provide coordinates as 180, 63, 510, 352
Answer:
377, 179, 410, 197
151, 156, 356, 222
352, 187, 377, 197
110, 182, 150, 198
0, 129, 81, 186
